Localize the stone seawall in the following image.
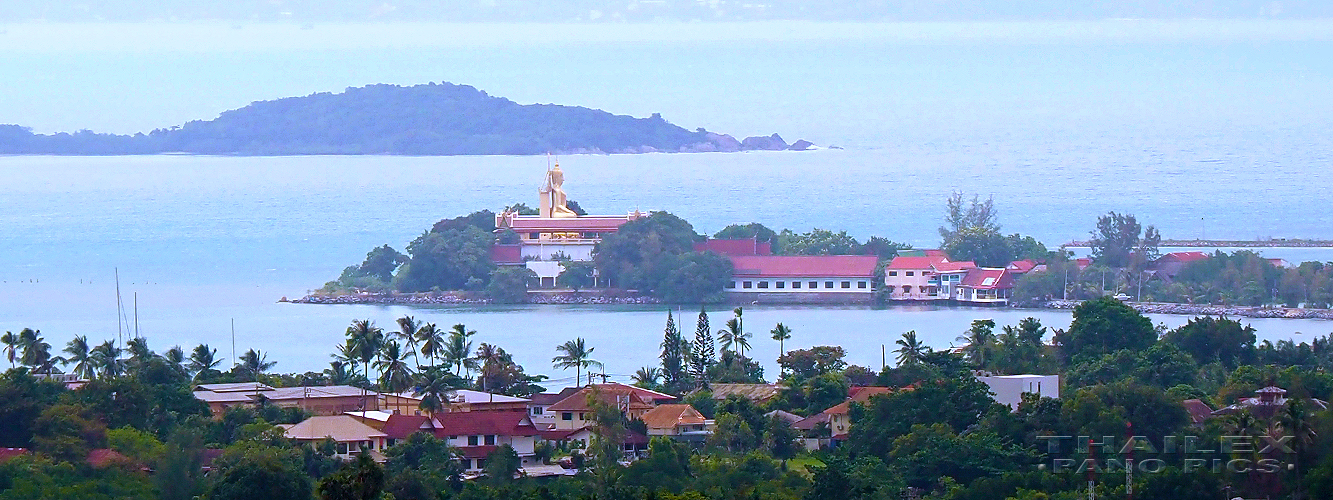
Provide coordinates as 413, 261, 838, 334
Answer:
288, 290, 660, 306
1037, 300, 1333, 320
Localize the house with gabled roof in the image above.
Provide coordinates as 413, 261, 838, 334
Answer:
431, 411, 542, 471
640, 404, 708, 437
546, 384, 661, 430
284, 415, 389, 461
884, 254, 977, 301
954, 267, 1017, 305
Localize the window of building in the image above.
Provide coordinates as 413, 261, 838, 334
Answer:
758, 281, 769, 289
532, 406, 543, 415
450, 435, 459, 440
775, 281, 785, 289
562, 412, 573, 420
463, 459, 473, 470
888, 271, 898, 276
792, 281, 802, 289
529, 232, 540, 239
579, 412, 586, 420
468, 435, 479, 446
841, 281, 851, 288
726, 281, 736, 289
337, 442, 349, 455
743, 281, 753, 289
903, 285, 912, 293
885, 286, 895, 293
858, 281, 867, 288
476, 459, 486, 469
906, 271, 914, 276
825, 281, 834, 288
485, 435, 496, 446
810, 281, 819, 288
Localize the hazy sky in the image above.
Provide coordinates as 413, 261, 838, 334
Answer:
1, 18, 1331, 145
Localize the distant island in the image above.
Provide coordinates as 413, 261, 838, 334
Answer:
0, 83, 815, 156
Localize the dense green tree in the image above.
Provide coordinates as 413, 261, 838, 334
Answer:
1059, 380, 1189, 443
889, 423, 1033, 489
708, 350, 765, 383
1162, 316, 1257, 369
156, 429, 206, 500
1054, 296, 1155, 363
654, 251, 733, 303
691, 307, 716, 388
944, 226, 1012, 267
0, 369, 64, 448
208, 445, 312, 500
714, 222, 778, 246
395, 218, 496, 292
483, 265, 536, 303
317, 454, 386, 500
593, 211, 702, 293
1089, 211, 1160, 268
334, 244, 407, 290
777, 346, 847, 380
557, 260, 596, 291
848, 375, 1001, 459
776, 228, 861, 255
707, 413, 757, 453
660, 310, 688, 391
31, 403, 107, 463
482, 444, 521, 484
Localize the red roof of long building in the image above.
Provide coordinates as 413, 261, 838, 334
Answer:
1157, 252, 1210, 263
729, 255, 878, 278
432, 411, 540, 438
886, 255, 950, 270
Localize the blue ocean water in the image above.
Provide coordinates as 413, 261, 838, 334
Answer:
2, 21, 1332, 380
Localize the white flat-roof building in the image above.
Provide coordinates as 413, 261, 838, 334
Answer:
977, 374, 1060, 409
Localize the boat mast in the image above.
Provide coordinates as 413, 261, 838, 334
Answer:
115, 268, 123, 347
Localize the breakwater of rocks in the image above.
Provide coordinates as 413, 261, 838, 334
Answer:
286, 290, 660, 306
1039, 300, 1333, 320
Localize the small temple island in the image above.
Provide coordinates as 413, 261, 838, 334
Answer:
305, 162, 1045, 307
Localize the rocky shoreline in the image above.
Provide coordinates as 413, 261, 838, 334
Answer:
1037, 300, 1333, 320
286, 290, 660, 306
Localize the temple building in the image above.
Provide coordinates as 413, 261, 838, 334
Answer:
491, 163, 643, 286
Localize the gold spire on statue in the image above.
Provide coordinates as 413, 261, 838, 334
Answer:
539, 161, 579, 218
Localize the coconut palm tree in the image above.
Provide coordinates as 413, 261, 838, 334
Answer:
1280, 399, 1317, 495
632, 367, 662, 387
552, 337, 602, 387
64, 336, 95, 380
376, 340, 414, 394
395, 315, 424, 371
188, 344, 223, 379
239, 349, 275, 381
770, 323, 792, 357
125, 336, 155, 373
416, 322, 445, 369
414, 368, 459, 414
444, 324, 476, 377
325, 361, 357, 386
1, 331, 17, 368
18, 329, 57, 374
347, 319, 385, 385
956, 319, 996, 369
895, 330, 928, 366
716, 308, 752, 357
475, 343, 511, 393
90, 340, 125, 379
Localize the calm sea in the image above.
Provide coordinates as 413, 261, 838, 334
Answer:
2, 20, 1332, 381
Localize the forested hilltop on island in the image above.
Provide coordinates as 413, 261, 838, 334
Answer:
0, 83, 811, 156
